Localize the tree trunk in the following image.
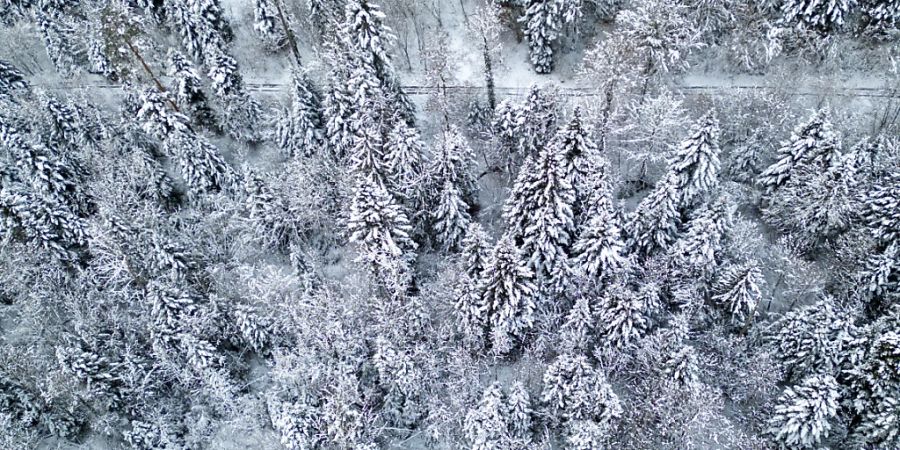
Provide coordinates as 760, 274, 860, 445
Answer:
482, 38, 496, 111
274, 0, 302, 67
598, 80, 616, 152
125, 39, 180, 113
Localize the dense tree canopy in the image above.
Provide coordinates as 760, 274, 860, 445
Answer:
0, 0, 898, 448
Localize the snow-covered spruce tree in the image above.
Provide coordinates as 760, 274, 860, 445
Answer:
781, 0, 856, 31
344, 58, 386, 138
134, 86, 188, 139
765, 152, 859, 247
384, 119, 424, 203
38, 94, 86, 151
339, 0, 414, 124
147, 282, 231, 384
338, 0, 392, 82
39, 94, 80, 139
1, 119, 89, 215
148, 233, 193, 281
464, 382, 510, 450
541, 354, 622, 425
863, 170, 900, 246
85, 25, 117, 81
552, 106, 599, 218
461, 222, 491, 280
112, 123, 175, 204
852, 395, 900, 448
348, 111, 387, 182
66, 103, 106, 151
207, 51, 261, 142
0, 181, 88, 261
0, 60, 28, 99
432, 180, 472, 252
773, 299, 848, 381
456, 222, 492, 346
667, 196, 734, 280
507, 381, 533, 442
728, 138, 767, 184
662, 344, 700, 388
521, 0, 562, 73
480, 235, 538, 355
275, 69, 324, 158
135, 88, 236, 194
166, 0, 211, 64
456, 286, 489, 350
560, 0, 585, 24
767, 374, 840, 448
165, 0, 233, 66
308, 0, 347, 39
94, 1, 166, 83
0, 369, 44, 435
36, 11, 77, 77
492, 99, 521, 157
590, 0, 624, 20
685, 0, 739, 37
181, 332, 225, 373
244, 172, 296, 250
519, 84, 560, 159
668, 111, 721, 207
253, 0, 287, 51
147, 282, 199, 345
596, 284, 649, 351
429, 126, 478, 205
289, 245, 322, 293
559, 296, 595, 354
712, 262, 764, 326
188, 0, 234, 49
322, 49, 356, 159
167, 50, 217, 130
268, 398, 322, 450
862, 0, 900, 32
571, 184, 628, 285
843, 135, 891, 178
129, 88, 183, 135
758, 109, 841, 195
133, 0, 167, 23
0, 1, 29, 25
844, 322, 900, 448
54, 339, 120, 404
192, 0, 234, 44
347, 175, 417, 273
859, 242, 900, 308
503, 138, 576, 286
627, 173, 681, 259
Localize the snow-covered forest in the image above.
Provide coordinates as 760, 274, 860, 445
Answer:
0, 0, 899, 448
